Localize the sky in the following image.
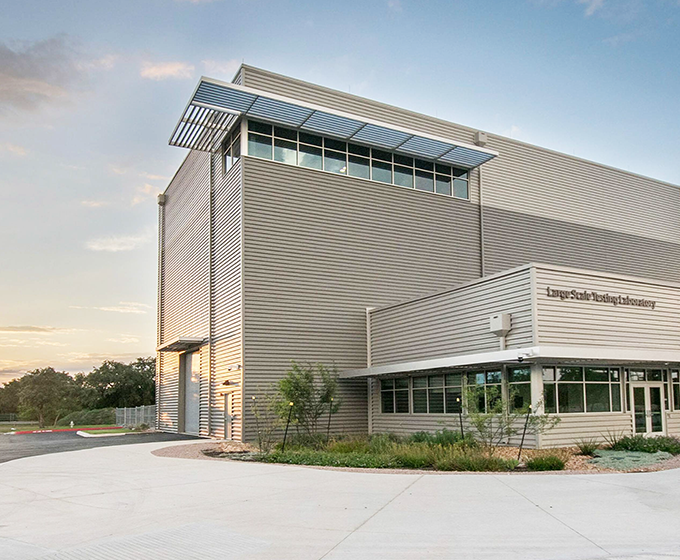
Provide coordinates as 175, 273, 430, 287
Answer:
1, 0, 679, 384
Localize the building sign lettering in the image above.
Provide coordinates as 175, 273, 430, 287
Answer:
546, 287, 656, 310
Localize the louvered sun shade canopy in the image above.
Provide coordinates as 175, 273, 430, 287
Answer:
170, 78, 498, 169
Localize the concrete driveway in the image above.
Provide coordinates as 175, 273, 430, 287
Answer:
1, 442, 679, 560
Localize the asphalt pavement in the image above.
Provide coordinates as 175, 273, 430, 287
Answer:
0, 431, 198, 464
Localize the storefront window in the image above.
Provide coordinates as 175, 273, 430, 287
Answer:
380, 378, 409, 414
672, 370, 680, 410
543, 366, 622, 414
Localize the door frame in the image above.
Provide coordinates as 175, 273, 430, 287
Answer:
179, 350, 200, 435
630, 382, 666, 436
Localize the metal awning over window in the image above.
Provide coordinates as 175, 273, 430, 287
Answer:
156, 337, 206, 353
170, 78, 498, 169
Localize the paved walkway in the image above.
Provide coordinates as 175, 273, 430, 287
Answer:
1, 442, 679, 559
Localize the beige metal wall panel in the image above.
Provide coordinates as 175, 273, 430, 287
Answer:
370, 267, 533, 366
539, 413, 633, 448
198, 344, 211, 436
241, 156, 483, 441
158, 150, 211, 432
210, 156, 244, 440
666, 412, 680, 437
534, 265, 680, 349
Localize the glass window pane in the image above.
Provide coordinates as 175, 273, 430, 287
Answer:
508, 367, 531, 383
372, 160, 392, 183
585, 367, 609, 382
381, 391, 394, 413
395, 390, 409, 413
428, 375, 444, 387
674, 384, 680, 410
225, 148, 232, 171
299, 144, 322, 170
544, 383, 556, 414
648, 369, 663, 381
611, 384, 622, 412
510, 383, 531, 412
428, 388, 444, 413
610, 368, 620, 382
445, 373, 462, 386
413, 377, 427, 389
435, 163, 451, 175
248, 121, 272, 135
415, 159, 434, 171
413, 389, 427, 413
435, 175, 451, 195
557, 367, 583, 382
299, 132, 322, 146
395, 378, 409, 390
372, 149, 392, 162
672, 370, 679, 382
453, 168, 469, 179
324, 138, 346, 152
248, 133, 272, 159
274, 126, 297, 141
232, 135, 240, 161
453, 178, 469, 199
586, 383, 610, 412
324, 150, 347, 174
445, 387, 462, 413
629, 369, 645, 381
558, 383, 584, 413
348, 155, 370, 179
415, 170, 434, 192
348, 143, 369, 157
394, 165, 414, 188
274, 138, 297, 165
394, 154, 413, 167
542, 367, 555, 382
380, 379, 394, 390
486, 370, 502, 384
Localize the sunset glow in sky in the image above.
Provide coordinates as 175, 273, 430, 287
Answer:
1, 0, 679, 383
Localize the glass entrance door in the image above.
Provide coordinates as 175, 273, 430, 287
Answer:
631, 384, 664, 435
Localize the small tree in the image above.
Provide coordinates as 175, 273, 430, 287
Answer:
19, 368, 81, 427
250, 391, 284, 454
464, 385, 559, 456
276, 362, 341, 438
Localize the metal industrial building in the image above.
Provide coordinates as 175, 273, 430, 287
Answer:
156, 65, 680, 447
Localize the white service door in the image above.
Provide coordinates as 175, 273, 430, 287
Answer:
183, 352, 200, 435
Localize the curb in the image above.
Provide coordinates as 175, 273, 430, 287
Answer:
76, 430, 127, 438
6, 426, 123, 435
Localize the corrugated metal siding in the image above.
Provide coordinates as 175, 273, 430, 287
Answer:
242, 156, 483, 441
211, 156, 244, 440
666, 412, 680, 437
241, 65, 680, 285
158, 150, 211, 433
370, 268, 533, 366
535, 266, 680, 349
540, 413, 633, 448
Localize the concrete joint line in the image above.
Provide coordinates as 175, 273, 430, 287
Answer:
317, 475, 424, 560
492, 475, 611, 555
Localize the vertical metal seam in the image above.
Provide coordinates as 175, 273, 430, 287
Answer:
478, 166, 485, 277
208, 134, 215, 437
156, 202, 164, 430
239, 118, 247, 441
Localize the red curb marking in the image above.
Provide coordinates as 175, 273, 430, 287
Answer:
10, 426, 123, 435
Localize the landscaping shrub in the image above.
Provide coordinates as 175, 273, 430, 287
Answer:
262, 450, 400, 469
609, 435, 680, 455
434, 449, 517, 472
408, 429, 472, 447
56, 408, 115, 426
590, 449, 672, 470
326, 437, 371, 454
575, 438, 600, 456
389, 443, 437, 469
526, 454, 566, 471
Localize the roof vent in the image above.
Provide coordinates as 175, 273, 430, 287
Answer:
474, 131, 488, 147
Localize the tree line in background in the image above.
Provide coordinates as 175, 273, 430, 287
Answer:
0, 357, 155, 427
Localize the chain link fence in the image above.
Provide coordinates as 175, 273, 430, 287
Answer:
115, 405, 156, 429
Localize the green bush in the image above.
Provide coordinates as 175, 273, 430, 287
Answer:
575, 438, 600, 456
590, 449, 672, 470
526, 454, 566, 471
408, 429, 475, 448
326, 437, 371, 454
262, 450, 400, 469
56, 408, 115, 426
609, 435, 680, 455
434, 449, 517, 472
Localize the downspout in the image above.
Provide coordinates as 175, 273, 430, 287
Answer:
366, 307, 375, 435
208, 131, 215, 437
478, 165, 485, 278
156, 194, 165, 431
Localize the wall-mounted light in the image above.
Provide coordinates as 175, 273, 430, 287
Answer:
227, 364, 242, 372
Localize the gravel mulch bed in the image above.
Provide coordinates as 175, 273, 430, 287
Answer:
152, 441, 680, 474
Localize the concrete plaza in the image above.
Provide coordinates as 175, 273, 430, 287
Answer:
1, 441, 679, 559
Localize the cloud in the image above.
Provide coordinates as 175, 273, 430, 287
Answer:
140, 61, 194, 81
81, 200, 109, 208
0, 142, 27, 156
108, 164, 127, 175
0, 35, 85, 113
578, 0, 604, 16
77, 54, 118, 71
140, 171, 170, 181
107, 335, 141, 344
132, 183, 162, 205
0, 325, 63, 334
70, 301, 152, 314
86, 228, 154, 252
202, 59, 240, 77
